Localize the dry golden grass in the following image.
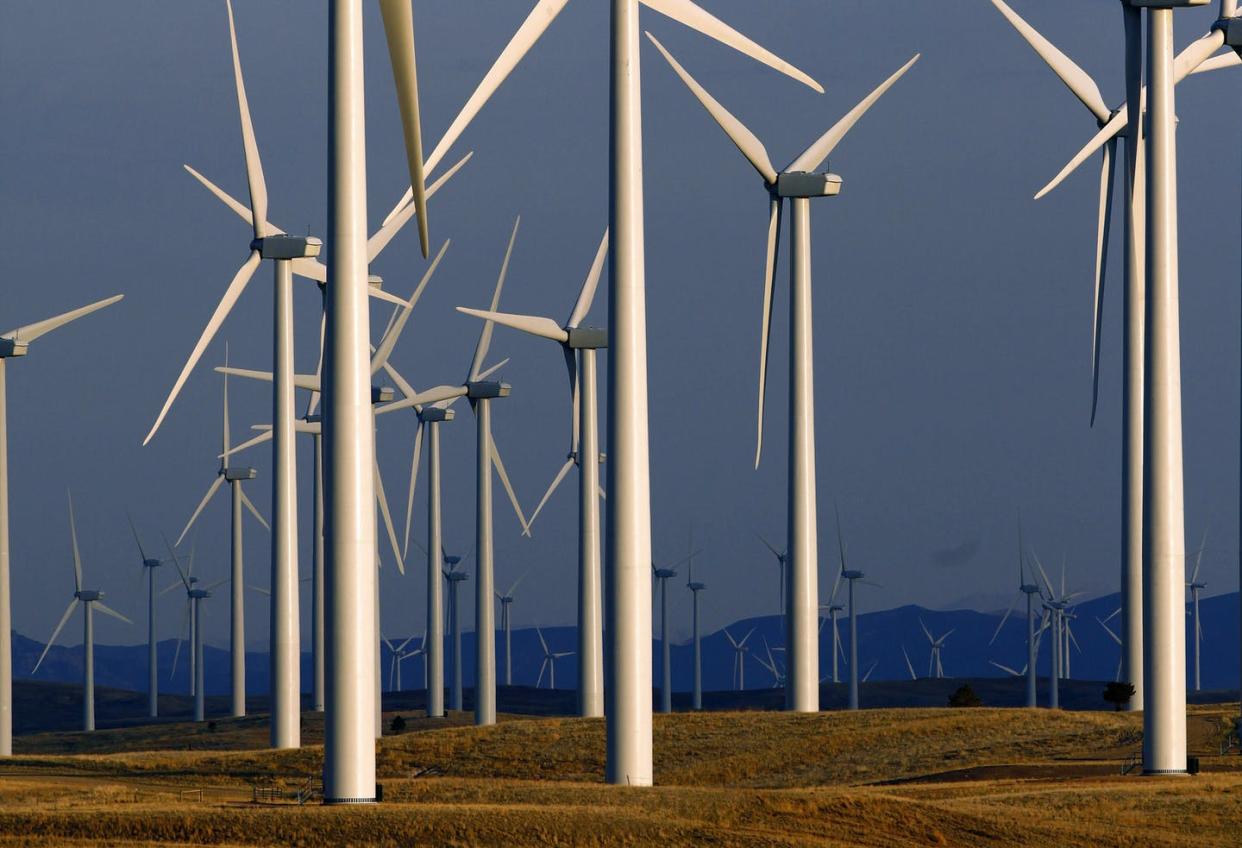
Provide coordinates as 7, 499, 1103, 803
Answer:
0, 704, 1239, 846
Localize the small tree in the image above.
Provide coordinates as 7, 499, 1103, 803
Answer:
1104, 682, 1135, 711
389, 714, 408, 734
207, 721, 217, 733
948, 684, 982, 708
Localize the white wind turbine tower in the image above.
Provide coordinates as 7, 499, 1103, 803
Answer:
536, 627, 573, 690
177, 356, 268, 720
919, 619, 954, 680
686, 544, 707, 711
495, 572, 528, 687
126, 515, 164, 718
818, 585, 845, 685
835, 505, 877, 710
458, 230, 610, 719
0, 292, 122, 755
31, 493, 132, 732
1187, 535, 1208, 692
1022, 0, 1240, 773
989, 522, 1042, 708
378, 0, 818, 787
987, 1, 1239, 716
648, 33, 917, 715
443, 551, 469, 711
724, 627, 753, 691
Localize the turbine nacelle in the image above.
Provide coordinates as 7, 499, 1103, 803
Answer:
251, 234, 323, 261
1225, 16, 1242, 54
653, 568, 677, 580
774, 171, 842, 199
75, 590, 103, 602
418, 407, 454, 423
445, 571, 469, 584
188, 588, 211, 600
842, 570, 864, 581
1126, 0, 1209, 6
0, 339, 29, 358
143, 559, 162, 569
466, 381, 510, 400
224, 467, 257, 482
566, 327, 608, 350
688, 581, 707, 592
1020, 583, 1041, 595
372, 386, 395, 404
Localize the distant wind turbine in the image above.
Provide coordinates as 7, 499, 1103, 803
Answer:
31, 493, 132, 732
919, 618, 954, 680
126, 514, 164, 719
536, 627, 573, 690
0, 292, 122, 755
724, 627, 754, 691
990, 520, 1042, 708
495, 572, 528, 687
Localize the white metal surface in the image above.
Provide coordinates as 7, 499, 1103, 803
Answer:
322, 0, 377, 804
1142, 5, 1188, 775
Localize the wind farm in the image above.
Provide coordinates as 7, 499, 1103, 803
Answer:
2, 0, 1242, 845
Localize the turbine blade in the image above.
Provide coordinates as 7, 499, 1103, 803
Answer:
383, 0, 572, 224
144, 250, 262, 444
67, 491, 83, 594
1090, 139, 1116, 427
240, 488, 270, 530
1192, 50, 1242, 75
456, 307, 567, 343
988, 0, 1111, 122
368, 152, 472, 262
378, 384, 469, 416
639, 0, 822, 92
183, 164, 256, 230
374, 452, 405, 575
378, 0, 430, 258
94, 602, 132, 625
372, 240, 451, 374
491, 433, 529, 533
220, 427, 273, 461
1035, 111, 1125, 200
177, 476, 226, 547
3, 294, 124, 346
32, 599, 79, 675
787, 54, 920, 174
126, 511, 149, 564
469, 217, 521, 381
225, 0, 268, 239
989, 602, 1016, 646
754, 196, 782, 469
755, 532, 781, 559
919, 617, 933, 643
566, 230, 609, 328
537, 626, 548, 654
402, 421, 425, 561
524, 457, 574, 536
903, 645, 916, 680
170, 601, 189, 680
476, 358, 510, 382
644, 32, 777, 183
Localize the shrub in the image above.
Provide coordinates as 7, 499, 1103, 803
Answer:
390, 715, 408, 735
1103, 682, 1135, 711
948, 685, 981, 708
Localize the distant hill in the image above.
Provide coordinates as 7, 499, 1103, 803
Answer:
14, 591, 1239, 699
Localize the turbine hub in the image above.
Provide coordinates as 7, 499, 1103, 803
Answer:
251, 234, 323, 260
776, 171, 842, 199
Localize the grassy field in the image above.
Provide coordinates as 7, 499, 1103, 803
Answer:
1, 703, 1240, 846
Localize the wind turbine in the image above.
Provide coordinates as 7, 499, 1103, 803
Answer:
651, 548, 696, 713
989, 521, 1042, 708
383, 633, 418, 692
648, 33, 917, 716
723, 627, 753, 691
1098, 616, 1125, 683
1031, 554, 1078, 709
165, 543, 221, 724
382, 218, 527, 728
835, 505, 877, 710
756, 534, 788, 631
1030, 0, 1239, 774
495, 571, 528, 687
457, 230, 609, 719
819, 572, 845, 685
1187, 535, 1208, 692
399, 632, 427, 692
31, 493, 132, 732
126, 514, 164, 719
0, 293, 122, 754
536, 627, 573, 690
443, 551, 469, 712
177, 354, 268, 721
919, 619, 954, 680
686, 542, 707, 711
755, 636, 786, 689
322, 0, 818, 797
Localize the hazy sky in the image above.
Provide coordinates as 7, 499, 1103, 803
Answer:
1, 1, 1239, 650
